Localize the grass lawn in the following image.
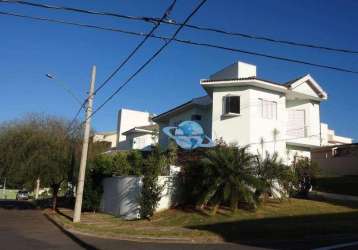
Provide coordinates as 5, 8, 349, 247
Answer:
314, 175, 358, 196
51, 198, 358, 246
0, 189, 19, 199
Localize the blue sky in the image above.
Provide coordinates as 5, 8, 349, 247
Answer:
0, 0, 357, 141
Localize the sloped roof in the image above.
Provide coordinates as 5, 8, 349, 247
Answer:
122, 124, 159, 135
152, 95, 211, 122
201, 76, 283, 87
94, 131, 116, 136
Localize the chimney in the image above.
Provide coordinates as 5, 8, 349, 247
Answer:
209, 61, 257, 80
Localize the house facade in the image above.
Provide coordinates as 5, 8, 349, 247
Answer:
93, 131, 117, 148
312, 143, 358, 177
153, 61, 352, 164
94, 108, 158, 151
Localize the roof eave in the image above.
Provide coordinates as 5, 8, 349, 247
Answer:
200, 79, 287, 93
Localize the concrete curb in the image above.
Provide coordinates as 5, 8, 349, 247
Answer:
44, 211, 223, 244
310, 191, 358, 202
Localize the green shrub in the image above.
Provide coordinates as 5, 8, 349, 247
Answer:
254, 152, 294, 201
139, 147, 166, 219
293, 158, 319, 197
127, 150, 143, 176
112, 152, 131, 176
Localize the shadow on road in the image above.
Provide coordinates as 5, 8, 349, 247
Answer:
0, 199, 99, 250
44, 213, 99, 250
0, 199, 35, 210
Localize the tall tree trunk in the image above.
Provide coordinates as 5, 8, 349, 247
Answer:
52, 184, 59, 210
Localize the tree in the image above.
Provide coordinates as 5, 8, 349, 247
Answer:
196, 144, 258, 214
0, 114, 82, 209
254, 152, 293, 201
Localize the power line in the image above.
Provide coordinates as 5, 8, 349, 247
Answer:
175, 39, 358, 75
2, 10, 358, 75
87, 0, 208, 124
67, 102, 86, 132
2, 0, 358, 55
66, 0, 177, 133
93, 0, 177, 96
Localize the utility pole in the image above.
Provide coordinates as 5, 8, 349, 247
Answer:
73, 65, 96, 223
35, 178, 40, 200
2, 178, 6, 200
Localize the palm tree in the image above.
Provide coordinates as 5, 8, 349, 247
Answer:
197, 145, 258, 214
254, 152, 292, 201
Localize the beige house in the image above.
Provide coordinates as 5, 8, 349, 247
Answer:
312, 143, 358, 177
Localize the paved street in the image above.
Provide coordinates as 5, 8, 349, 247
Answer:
0, 200, 265, 250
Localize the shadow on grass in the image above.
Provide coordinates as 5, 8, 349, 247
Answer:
55, 208, 73, 221
308, 196, 358, 209
186, 211, 358, 249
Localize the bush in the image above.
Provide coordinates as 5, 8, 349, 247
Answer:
293, 158, 319, 197
254, 152, 294, 201
112, 152, 131, 176
127, 150, 143, 176
139, 147, 167, 219
82, 154, 112, 211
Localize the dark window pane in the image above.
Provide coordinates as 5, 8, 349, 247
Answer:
225, 96, 230, 114
229, 96, 240, 114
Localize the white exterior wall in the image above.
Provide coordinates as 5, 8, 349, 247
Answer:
211, 86, 289, 160
117, 109, 153, 150
286, 145, 311, 165
248, 88, 286, 158
211, 86, 251, 146
100, 176, 175, 220
286, 99, 321, 147
126, 133, 157, 151
321, 123, 352, 145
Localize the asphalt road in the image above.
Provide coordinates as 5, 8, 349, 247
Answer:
0, 199, 266, 250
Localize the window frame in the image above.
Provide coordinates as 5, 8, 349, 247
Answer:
259, 98, 277, 120
223, 95, 240, 116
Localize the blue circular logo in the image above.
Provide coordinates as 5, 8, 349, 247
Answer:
163, 121, 215, 150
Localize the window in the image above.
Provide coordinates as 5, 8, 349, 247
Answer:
259, 99, 277, 120
224, 95, 240, 115
191, 114, 202, 121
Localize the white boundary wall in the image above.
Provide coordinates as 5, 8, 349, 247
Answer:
100, 176, 174, 220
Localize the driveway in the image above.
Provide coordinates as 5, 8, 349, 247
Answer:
0, 199, 265, 250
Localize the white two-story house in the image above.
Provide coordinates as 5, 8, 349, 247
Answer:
153, 61, 352, 164
94, 108, 158, 152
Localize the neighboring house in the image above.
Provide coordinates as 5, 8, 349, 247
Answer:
153, 61, 352, 164
116, 108, 156, 151
122, 124, 159, 151
312, 143, 358, 176
93, 131, 117, 148
94, 108, 158, 151
320, 123, 352, 146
